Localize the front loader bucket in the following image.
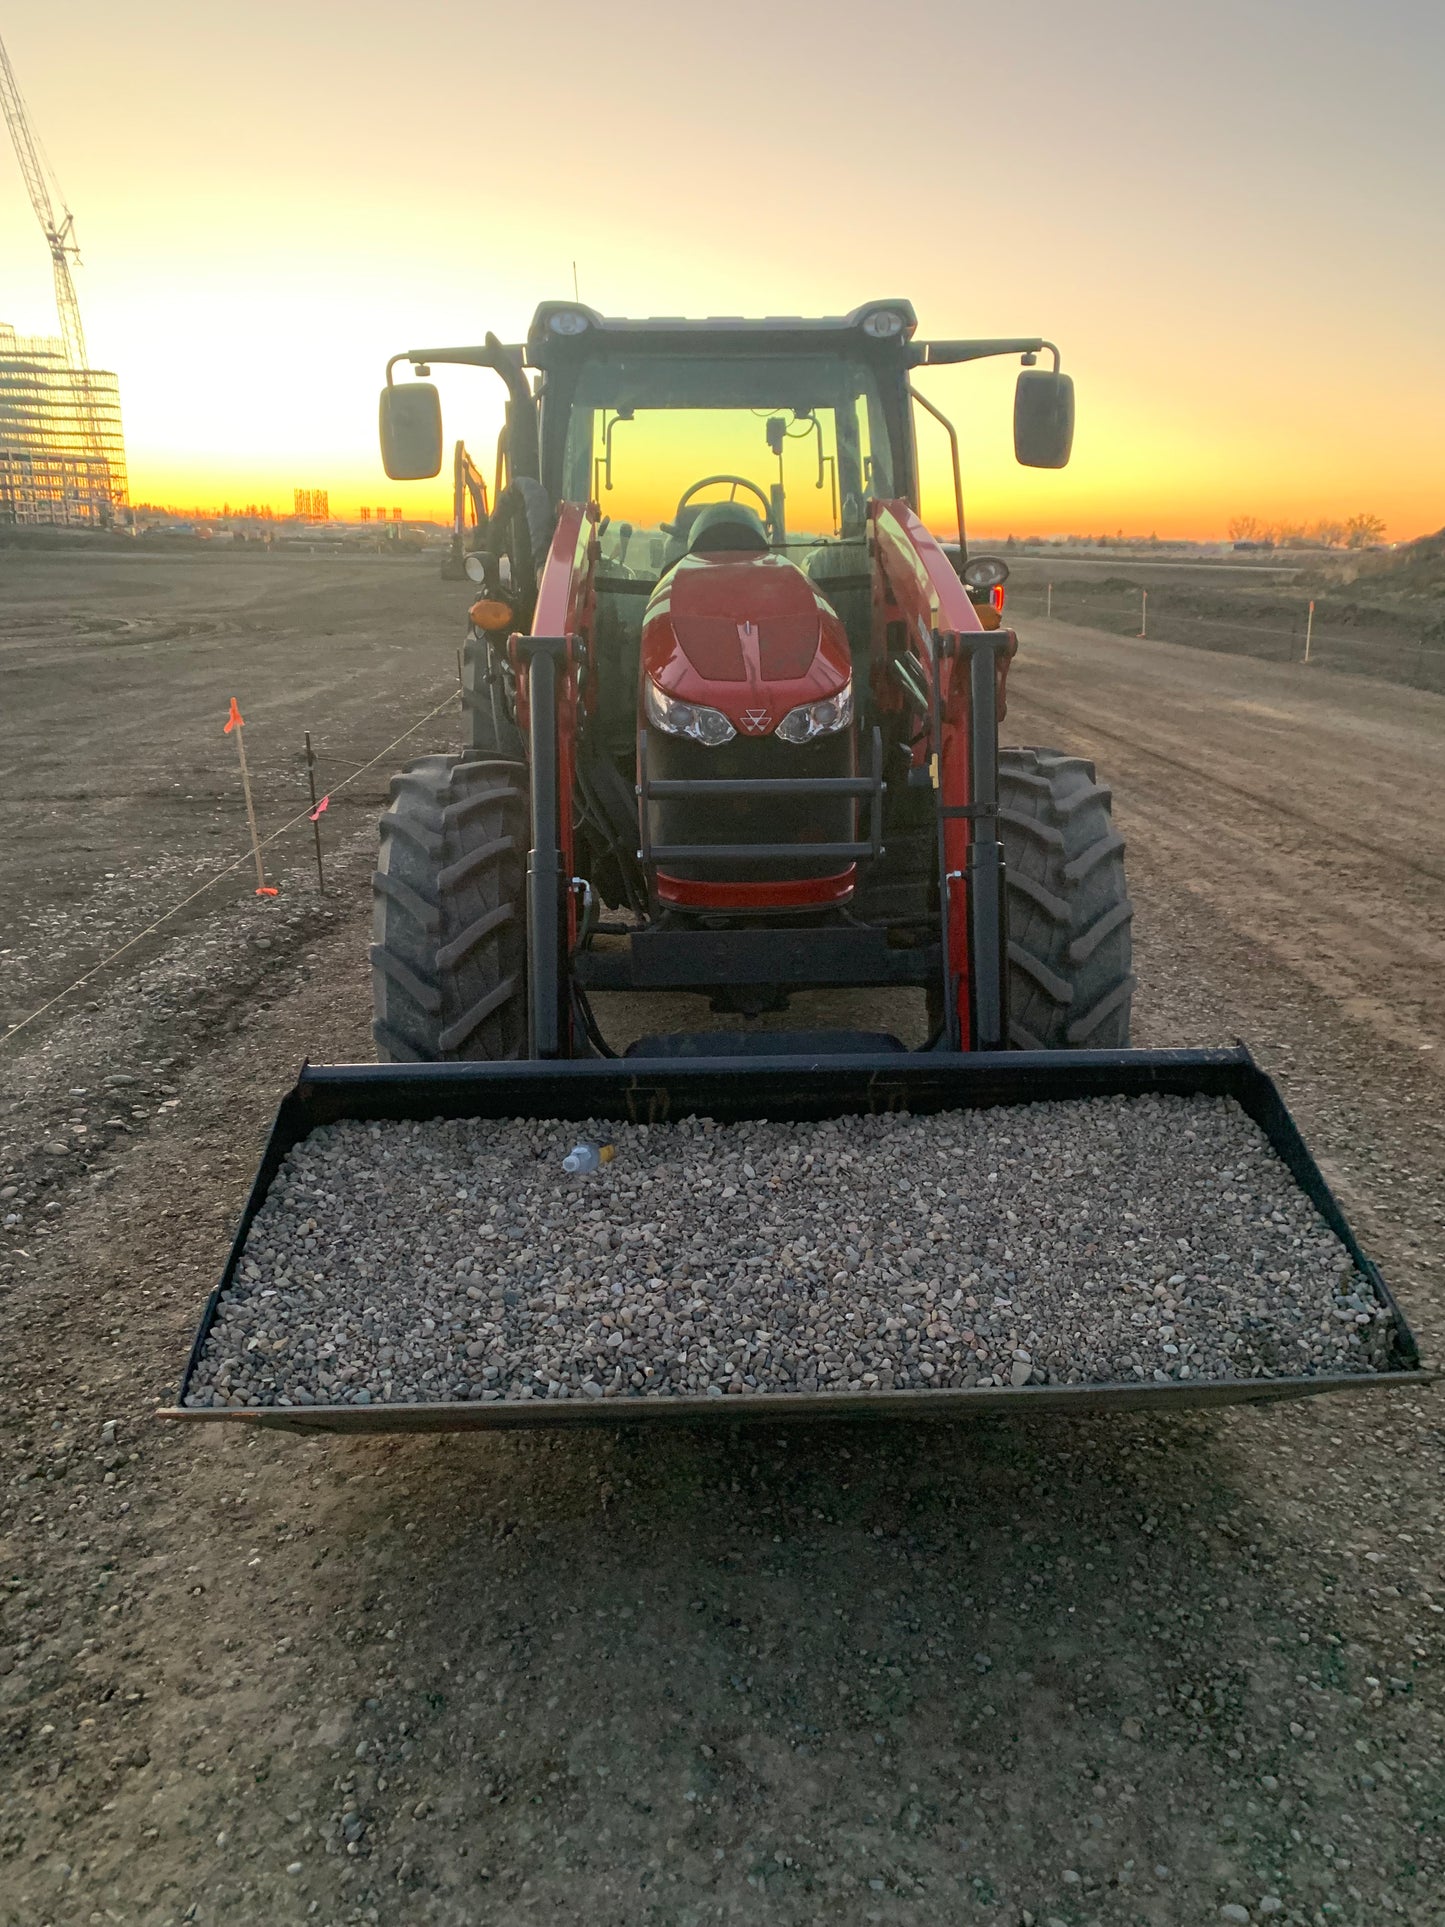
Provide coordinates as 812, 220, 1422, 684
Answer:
160, 1049, 1428, 1435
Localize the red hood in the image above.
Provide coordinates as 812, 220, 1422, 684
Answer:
641, 552, 852, 732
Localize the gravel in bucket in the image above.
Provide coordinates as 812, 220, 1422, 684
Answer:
184, 1094, 1395, 1409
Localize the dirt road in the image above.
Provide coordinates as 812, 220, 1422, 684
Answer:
1017, 620, 1445, 1069
1, 562, 1441, 1927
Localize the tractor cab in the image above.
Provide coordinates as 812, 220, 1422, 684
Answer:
374, 303, 1102, 1061
539, 315, 909, 689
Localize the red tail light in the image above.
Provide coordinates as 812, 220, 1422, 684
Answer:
990, 584, 1006, 613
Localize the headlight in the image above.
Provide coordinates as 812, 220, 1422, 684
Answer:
962, 554, 1010, 592
775, 679, 853, 745
547, 308, 590, 336
644, 677, 736, 747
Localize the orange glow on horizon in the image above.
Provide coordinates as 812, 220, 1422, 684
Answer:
115, 307, 1441, 545
4, 4, 1436, 547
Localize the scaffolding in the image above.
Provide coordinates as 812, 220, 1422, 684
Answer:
0, 323, 128, 527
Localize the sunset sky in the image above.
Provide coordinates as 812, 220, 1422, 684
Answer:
1, 0, 1440, 538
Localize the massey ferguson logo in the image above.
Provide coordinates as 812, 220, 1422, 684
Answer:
740, 708, 772, 734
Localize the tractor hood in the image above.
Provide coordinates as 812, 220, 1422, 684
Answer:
641, 552, 852, 732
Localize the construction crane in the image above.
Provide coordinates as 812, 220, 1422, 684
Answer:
0, 25, 126, 526
0, 28, 89, 371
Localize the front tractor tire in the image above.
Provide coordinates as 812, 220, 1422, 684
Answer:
999, 747, 1135, 1050
371, 754, 529, 1062
461, 635, 526, 761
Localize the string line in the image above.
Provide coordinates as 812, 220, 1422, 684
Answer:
0, 684, 459, 1050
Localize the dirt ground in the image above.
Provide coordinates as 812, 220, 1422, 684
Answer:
1, 554, 1442, 1927
1000, 557, 1445, 695
0, 550, 464, 1041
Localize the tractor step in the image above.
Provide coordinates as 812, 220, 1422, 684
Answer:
575, 927, 938, 992
159, 1048, 1429, 1435
622, 1029, 907, 1058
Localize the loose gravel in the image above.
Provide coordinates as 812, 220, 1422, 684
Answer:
185, 1094, 1398, 1409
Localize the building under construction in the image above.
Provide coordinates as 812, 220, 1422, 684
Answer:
1, 31, 129, 528
0, 323, 128, 526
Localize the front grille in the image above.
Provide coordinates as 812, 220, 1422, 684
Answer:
644, 729, 858, 883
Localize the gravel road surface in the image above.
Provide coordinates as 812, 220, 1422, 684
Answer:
188, 1098, 1390, 1411
1, 560, 1441, 1927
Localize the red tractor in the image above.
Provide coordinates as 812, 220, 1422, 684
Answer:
372, 301, 1132, 1062
160, 302, 1425, 1441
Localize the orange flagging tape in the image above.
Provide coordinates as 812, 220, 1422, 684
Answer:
308, 794, 330, 823
223, 697, 244, 734
255, 886, 279, 897
1, 681, 459, 1053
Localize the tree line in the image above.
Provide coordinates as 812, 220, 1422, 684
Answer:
1227, 513, 1386, 549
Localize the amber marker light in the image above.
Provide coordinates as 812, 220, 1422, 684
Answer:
469, 600, 515, 631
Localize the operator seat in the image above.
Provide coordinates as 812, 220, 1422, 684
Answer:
659, 500, 771, 572
686, 501, 770, 555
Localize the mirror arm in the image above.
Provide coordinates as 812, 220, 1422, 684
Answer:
909, 384, 966, 566
915, 337, 1060, 372
385, 337, 541, 482
386, 343, 526, 380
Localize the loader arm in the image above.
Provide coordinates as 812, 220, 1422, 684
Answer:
870, 501, 1013, 1051
511, 501, 600, 1056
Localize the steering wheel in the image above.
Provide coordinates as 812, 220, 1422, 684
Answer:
665, 474, 775, 538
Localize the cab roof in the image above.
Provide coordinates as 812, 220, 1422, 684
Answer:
525, 300, 919, 368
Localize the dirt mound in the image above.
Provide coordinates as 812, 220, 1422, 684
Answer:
1386, 526, 1445, 590
1328, 526, 1445, 599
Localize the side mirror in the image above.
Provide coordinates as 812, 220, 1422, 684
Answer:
379, 382, 443, 480
1014, 369, 1074, 469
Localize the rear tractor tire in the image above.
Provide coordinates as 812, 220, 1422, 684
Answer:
371, 753, 529, 1062
999, 747, 1135, 1049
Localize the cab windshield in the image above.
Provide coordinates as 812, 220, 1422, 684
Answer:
559, 352, 895, 576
